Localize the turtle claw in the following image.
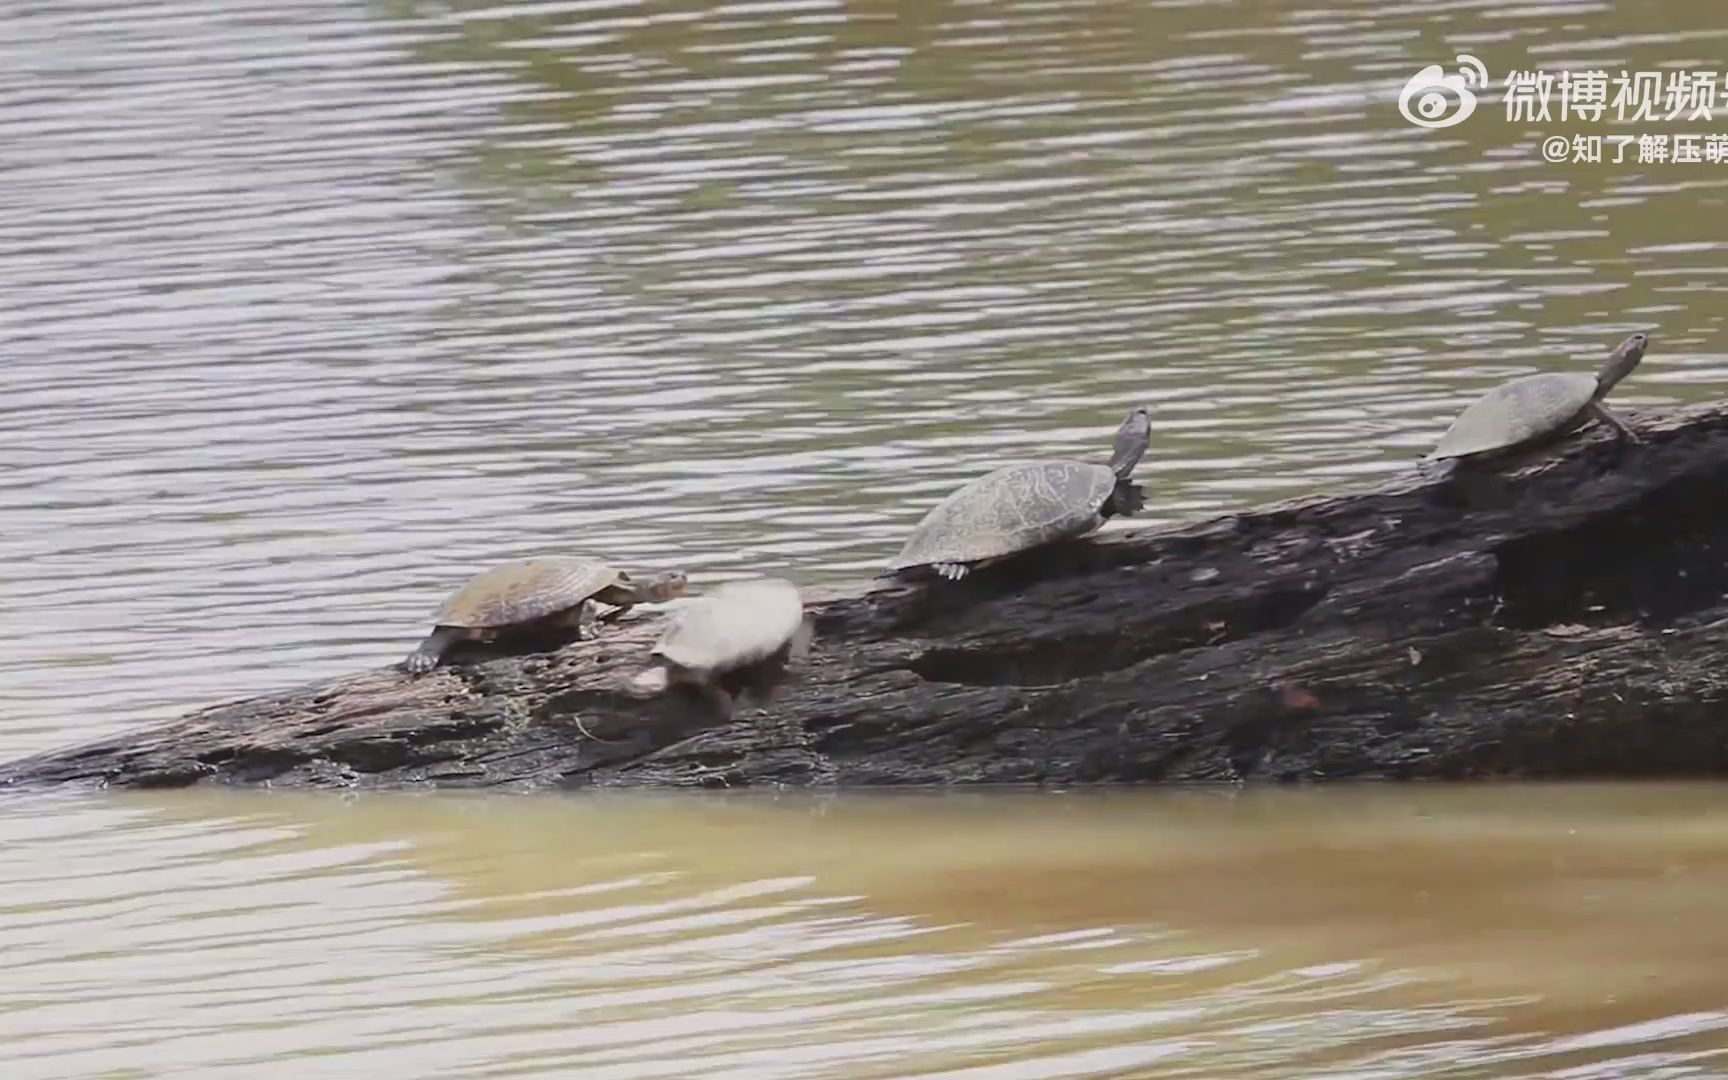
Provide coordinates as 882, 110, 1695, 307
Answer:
597, 604, 631, 625
573, 602, 600, 641
403, 628, 457, 675
1590, 401, 1642, 447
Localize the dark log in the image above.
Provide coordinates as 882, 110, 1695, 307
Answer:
6, 404, 1728, 792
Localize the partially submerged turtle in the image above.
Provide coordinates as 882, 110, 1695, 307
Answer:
404, 557, 687, 674
1427, 332, 1650, 465
630, 577, 809, 719
886, 406, 1152, 580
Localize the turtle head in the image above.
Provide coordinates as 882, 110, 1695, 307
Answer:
1109, 406, 1153, 479
640, 569, 689, 603
1594, 332, 1650, 396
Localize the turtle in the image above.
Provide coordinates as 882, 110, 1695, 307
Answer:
1426, 332, 1650, 465
404, 557, 687, 674
885, 405, 1152, 580
629, 577, 809, 719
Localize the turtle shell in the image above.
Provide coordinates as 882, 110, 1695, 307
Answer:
434, 557, 623, 629
652, 578, 804, 677
1429, 372, 1597, 460
888, 461, 1116, 572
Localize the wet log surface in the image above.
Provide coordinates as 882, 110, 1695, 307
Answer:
6, 404, 1728, 792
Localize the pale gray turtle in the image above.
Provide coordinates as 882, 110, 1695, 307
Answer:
630, 577, 809, 719
1427, 332, 1650, 464
405, 557, 687, 674
886, 406, 1152, 580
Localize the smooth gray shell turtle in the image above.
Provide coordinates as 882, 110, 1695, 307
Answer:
405, 557, 687, 674
886, 406, 1152, 580
630, 578, 809, 719
1427, 332, 1649, 463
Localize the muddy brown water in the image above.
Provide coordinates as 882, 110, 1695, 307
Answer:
4, 0, 1728, 1075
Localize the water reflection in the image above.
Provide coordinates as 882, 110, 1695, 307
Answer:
4, 785, 1728, 1077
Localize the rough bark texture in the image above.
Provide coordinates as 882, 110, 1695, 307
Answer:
6, 404, 1728, 792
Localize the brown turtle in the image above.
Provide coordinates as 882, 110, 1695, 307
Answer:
404, 557, 686, 674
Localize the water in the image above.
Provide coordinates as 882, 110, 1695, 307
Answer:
5, 0, 1728, 1074
6, 786, 1728, 1078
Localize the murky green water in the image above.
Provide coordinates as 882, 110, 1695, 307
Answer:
5, 0, 1728, 1074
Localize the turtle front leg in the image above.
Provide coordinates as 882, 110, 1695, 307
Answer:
788, 619, 813, 663
1590, 401, 1643, 445
1108, 478, 1146, 518
558, 600, 600, 640
697, 682, 737, 722
404, 627, 460, 675
598, 601, 633, 625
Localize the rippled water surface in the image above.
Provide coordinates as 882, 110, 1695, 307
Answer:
6, 786, 1728, 1079
6, 0, 1728, 1074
